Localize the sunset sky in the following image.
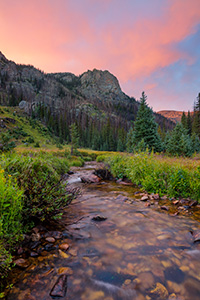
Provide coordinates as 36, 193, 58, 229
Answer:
0, 0, 200, 111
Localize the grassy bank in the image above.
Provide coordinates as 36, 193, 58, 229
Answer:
97, 151, 200, 201
0, 148, 93, 292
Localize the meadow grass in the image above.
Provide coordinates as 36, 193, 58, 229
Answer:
97, 151, 200, 200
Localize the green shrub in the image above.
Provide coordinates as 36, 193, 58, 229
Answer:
2, 154, 70, 223
70, 157, 84, 167
34, 142, 40, 148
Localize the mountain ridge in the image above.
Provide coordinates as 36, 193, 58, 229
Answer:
0, 51, 174, 150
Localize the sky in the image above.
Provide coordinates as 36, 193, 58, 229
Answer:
0, 0, 200, 112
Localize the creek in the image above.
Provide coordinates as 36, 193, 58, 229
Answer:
7, 162, 200, 300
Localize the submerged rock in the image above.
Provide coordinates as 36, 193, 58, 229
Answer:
191, 230, 200, 243
59, 243, 70, 251
14, 258, 30, 269
92, 215, 107, 222
50, 275, 68, 297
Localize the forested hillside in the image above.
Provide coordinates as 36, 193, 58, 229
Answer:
0, 51, 174, 151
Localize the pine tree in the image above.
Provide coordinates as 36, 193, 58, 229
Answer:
133, 92, 162, 152
191, 132, 200, 153
181, 112, 187, 129
70, 123, 79, 155
166, 123, 192, 156
187, 111, 192, 136
192, 93, 200, 138
126, 127, 135, 152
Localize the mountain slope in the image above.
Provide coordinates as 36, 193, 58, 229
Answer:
0, 51, 174, 150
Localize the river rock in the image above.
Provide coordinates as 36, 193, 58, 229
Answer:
45, 237, 56, 243
92, 215, 107, 222
30, 251, 39, 257
191, 230, 200, 243
31, 233, 41, 242
173, 200, 179, 205
140, 195, 149, 201
14, 258, 30, 269
153, 193, 160, 200
59, 243, 70, 251
50, 275, 68, 297
81, 174, 101, 183
44, 243, 57, 251
161, 205, 169, 211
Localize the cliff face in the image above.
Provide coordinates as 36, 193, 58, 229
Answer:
79, 69, 128, 102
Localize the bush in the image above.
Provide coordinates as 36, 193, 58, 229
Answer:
2, 154, 71, 223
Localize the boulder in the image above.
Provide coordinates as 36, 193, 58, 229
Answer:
81, 174, 101, 183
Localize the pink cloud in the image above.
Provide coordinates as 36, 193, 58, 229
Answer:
0, 0, 199, 85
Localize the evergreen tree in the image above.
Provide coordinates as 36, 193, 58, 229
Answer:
187, 111, 192, 136
126, 127, 135, 152
133, 92, 162, 152
181, 112, 187, 130
191, 132, 200, 153
192, 93, 200, 138
70, 123, 79, 155
166, 123, 192, 157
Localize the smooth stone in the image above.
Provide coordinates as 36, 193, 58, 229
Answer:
45, 237, 56, 243
50, 275, 68, 297
173, 200, 179, 205
59, 243, 70, 251
141, 195, 149, 201
81, 174, 101, 183
14, 258, 30, 269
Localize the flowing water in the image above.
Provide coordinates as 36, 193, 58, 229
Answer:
7, 162, 200, 300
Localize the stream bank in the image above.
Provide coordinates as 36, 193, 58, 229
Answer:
5, 162, 200, 300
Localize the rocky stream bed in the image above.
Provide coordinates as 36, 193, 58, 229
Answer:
5, 162, 200, 300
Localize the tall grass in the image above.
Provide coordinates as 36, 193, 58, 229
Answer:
98, 151, 200, 200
